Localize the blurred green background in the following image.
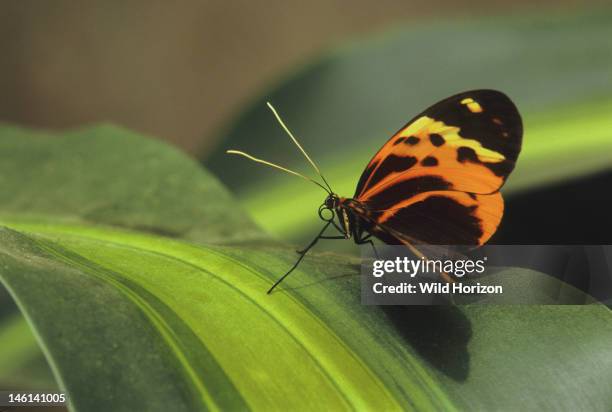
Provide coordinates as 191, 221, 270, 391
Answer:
1, 0, 611, 400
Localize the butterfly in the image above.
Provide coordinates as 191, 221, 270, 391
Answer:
228, 90, 523, 293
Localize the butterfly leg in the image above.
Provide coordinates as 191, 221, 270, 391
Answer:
296, 216, 346, 254
329, 219, 346, 235
355, 234, 379, 259
296, 235, 345, 254
269, 221, 334, 294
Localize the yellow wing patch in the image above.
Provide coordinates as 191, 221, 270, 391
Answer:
460, 97, 484, 113
357, 115, 510, 199
397, 116, 505, 162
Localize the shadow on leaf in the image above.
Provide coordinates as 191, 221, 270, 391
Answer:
382, 305, 472, 382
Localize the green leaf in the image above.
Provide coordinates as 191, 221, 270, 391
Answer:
0, 124, 265, 244
1, 125, 612, 411
205, 10, 612, 241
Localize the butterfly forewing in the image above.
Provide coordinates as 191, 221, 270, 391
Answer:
351, 90, 522, 246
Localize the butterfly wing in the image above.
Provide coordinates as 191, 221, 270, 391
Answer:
353, 191, 504, 245
353, 90, 522, 245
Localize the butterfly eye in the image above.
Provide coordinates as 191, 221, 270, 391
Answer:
318, 204, 335, 221
325, 195, 338, 209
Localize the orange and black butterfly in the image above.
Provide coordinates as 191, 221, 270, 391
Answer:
228, 90, 522, 293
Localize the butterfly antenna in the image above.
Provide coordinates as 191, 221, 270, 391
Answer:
226, 150, 331, 194
266, 102, 334, 193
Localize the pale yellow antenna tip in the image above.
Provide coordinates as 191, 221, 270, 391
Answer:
265, 101, 333, 193
226, 149, 330, 193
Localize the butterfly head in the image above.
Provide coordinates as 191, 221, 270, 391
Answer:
321, 194, 353, 239
324, 193, 340, 210
318, 193, 340, 222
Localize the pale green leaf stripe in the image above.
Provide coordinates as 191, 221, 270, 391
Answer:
51, 239, 358, 410
2, 219, 457, 411
201, 248, 451, 410
32, 239, 229, 412
0, 228, 245, 411
213, 246, 454, 408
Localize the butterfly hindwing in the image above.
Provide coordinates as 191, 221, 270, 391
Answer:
352, 90, 522, 245
353, 191, 503, 245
